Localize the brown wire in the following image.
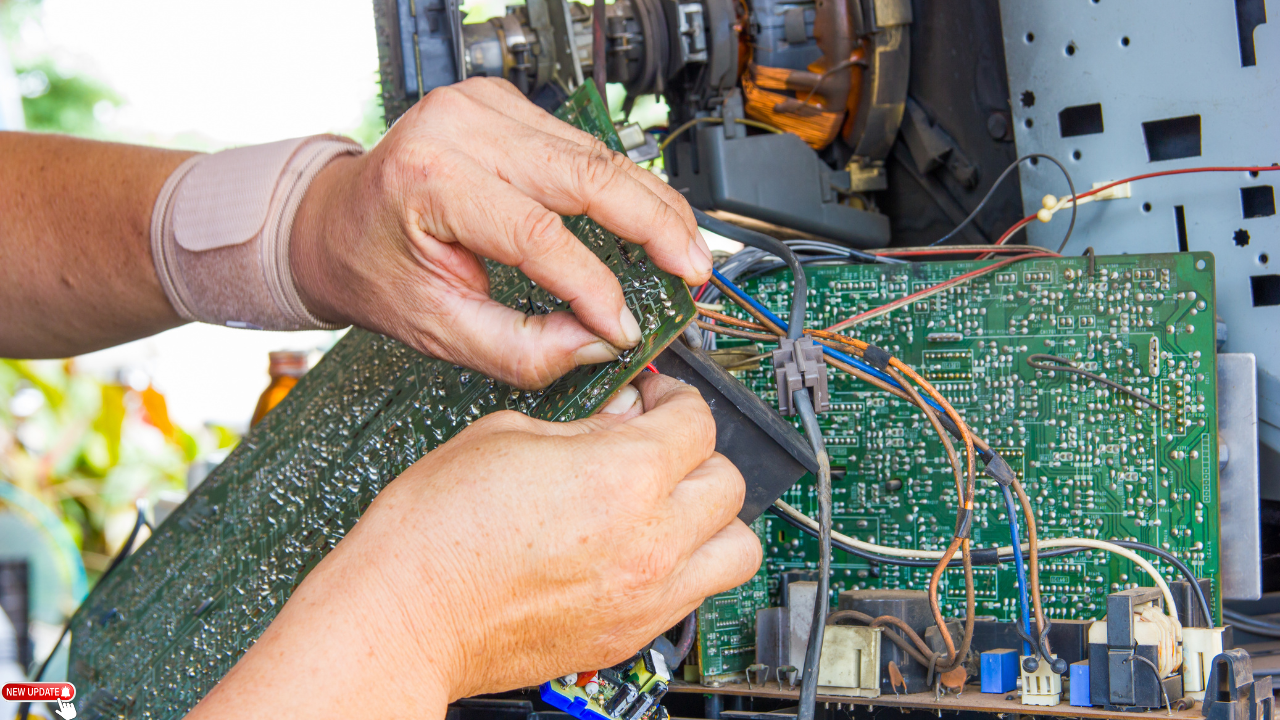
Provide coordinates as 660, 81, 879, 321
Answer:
827, 610, 934, 668
694, 319, 777, 341
697, 308, 770, 331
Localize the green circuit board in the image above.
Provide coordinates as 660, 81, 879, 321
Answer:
66, 82, 696, 720
695, 252, 1219, 682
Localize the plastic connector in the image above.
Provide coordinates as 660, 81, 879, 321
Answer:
980, 649, 1019, 694
1182, 626, 1227, 701
1020, 654, 1063, 706
816, 625, 882, 698
772, 337, 830, 416
1090, 180, 1132, 201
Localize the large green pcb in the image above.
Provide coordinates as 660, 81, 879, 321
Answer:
697, 252, 1219, 681
66, 83, 696, 720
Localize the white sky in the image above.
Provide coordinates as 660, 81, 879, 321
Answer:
36, 0, 381, 148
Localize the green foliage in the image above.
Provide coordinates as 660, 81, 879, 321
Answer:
16, 60, 120, 135
0, 359, 236, 574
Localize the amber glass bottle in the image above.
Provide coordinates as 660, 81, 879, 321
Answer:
250, 351, 309, 426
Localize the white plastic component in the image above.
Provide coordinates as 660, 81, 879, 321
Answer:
648, 648, 671, 682
1090, 180, 1133, 201
1182, 627, 1227, 701
816, 625, 882, 698
561, 673, 578, 686
1021, 655, 1063, 706
584, 680, 600, 696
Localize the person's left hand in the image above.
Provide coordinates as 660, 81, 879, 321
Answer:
291, 77, 712, 389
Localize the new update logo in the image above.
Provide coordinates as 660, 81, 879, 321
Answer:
2, 683, 77, 718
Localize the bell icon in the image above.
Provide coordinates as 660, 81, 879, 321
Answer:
62, 686, 71, 699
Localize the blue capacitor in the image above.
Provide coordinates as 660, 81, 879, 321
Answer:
980, 648, 1020, 694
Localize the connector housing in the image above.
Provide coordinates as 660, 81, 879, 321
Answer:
1021, 655, 1063, 706
816, 625, 882, 698
1182, 626, 1228, 701
1069, 661, 1092, 707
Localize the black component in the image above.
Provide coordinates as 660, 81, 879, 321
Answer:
597, 668, 624, 686
953, 507, 972, 539
777, 571, 818, 607
1171, 579, 1216, 629
983, 451, 1015, 486
653, 339, 818, 522
623, 690, 657, 720
885, 478, 904, 493
605, 683, 640, 717
861, 345, 891, 371
1250, 275, 1280, 307
1202, 649, 1275, 720
1089, 588, 1185, 711
0, 561, 31, 668
1022, 655, 1040, 673
641, 648, 657, 674
837, 589, 931, 694
446, 698, 539, 720
665, 112, 891, 248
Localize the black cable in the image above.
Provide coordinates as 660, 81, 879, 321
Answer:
695, 208, 808, 339
1223, 610, 1280, 638
1111, 540, 1213, 626
19, 508, 148, 720
670, 611, 697, 666
1027, 354, 1171, 412
928, 153, 1076, 252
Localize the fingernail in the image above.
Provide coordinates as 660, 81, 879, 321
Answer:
619, 306, 642, 347
688, 230, 713, 277
599, 385, 640, 414
573, 340, 620, 366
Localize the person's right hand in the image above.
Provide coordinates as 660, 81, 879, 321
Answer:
186, 373, 761, 720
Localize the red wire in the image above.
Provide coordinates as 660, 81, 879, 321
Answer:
694, 283, 709, 301
996, 164, 1280, 246
645, 363, 658, 374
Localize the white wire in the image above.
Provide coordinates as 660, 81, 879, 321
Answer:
772, 500, 1177, 615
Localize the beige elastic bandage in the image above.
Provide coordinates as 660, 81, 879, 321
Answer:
151, 135, 364, 331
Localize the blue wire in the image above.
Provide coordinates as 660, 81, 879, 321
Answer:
710, 268, 948, 417
1001, 484, 1033, 656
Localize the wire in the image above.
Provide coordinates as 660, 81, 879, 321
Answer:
20, 508, 148, 720
1125, 655, 1173, 715
1001, 485, 1034, 656
1223, 609, 1280, 638
671, 611, 698, 666
1026, 354, 1170, 412
657, 116, 783, 153
929, 154, 1077, 250
995, 164, 1280, 251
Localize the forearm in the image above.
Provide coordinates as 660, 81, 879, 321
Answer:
0, 132, 194, 358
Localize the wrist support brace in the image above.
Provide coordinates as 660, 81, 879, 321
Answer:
151, 135, 364, 331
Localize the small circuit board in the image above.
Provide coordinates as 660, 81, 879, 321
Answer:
540, 647, 672, 720
694, 252, 1220, 683
65, 82, 695, 720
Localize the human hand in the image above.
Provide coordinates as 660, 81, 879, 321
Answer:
291, 78, 713, 389
188, 374, 759, 720
55, 697, 76, 720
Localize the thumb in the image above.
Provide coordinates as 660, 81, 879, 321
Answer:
528, 384, 645, 438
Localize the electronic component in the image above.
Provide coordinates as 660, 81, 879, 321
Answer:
1202, 649, 1274, 720
695, 253, 1220, 683
1069, 661, 1092, 707
65, 83, 694, 720
1182, 626, 1228, 701
979, 649, 1018, 694
542, 648, 671, 720
1087, 588, 1185, 711
815, 625, 881, 697
835, 589, 931, 695
1020, 654, 1063, 706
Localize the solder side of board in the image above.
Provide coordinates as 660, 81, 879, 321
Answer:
696, 252, 1219, 682
66, 82, 696, 720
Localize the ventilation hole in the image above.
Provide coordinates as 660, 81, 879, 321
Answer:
1261, 253, 1270, 264
1175, 206, 1189, 252
1241, 185, 1276, 218
1059, 103, 1105, 137
1143, 202, 1153, 213
1029, 157, 1040, 166
1251, 171, 1261, 178
1121, 36, 1131, 46
1024, 118, 1034, 129
1142, 115, 1202, 162
1021, 90, 1036, 108
1026, 32, 1035, 43
1236, 0, 1267, 67
1235, 229, 1252, 247
1251, 274, 1280, 306
1066, 43, 1077, 56
1073, 150, 1083, 161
